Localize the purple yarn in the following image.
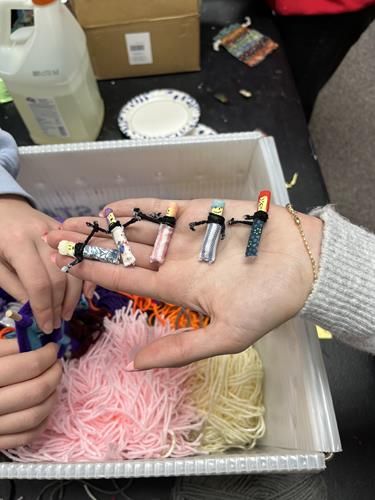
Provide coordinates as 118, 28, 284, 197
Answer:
17, 302, 65, 356
93, 286, 131, 314
0, 289, 15, 314
0, 287, 132, 359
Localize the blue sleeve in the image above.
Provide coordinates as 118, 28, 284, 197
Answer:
0, 129, 35, 206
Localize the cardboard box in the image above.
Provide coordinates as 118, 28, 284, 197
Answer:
70, 0, 200, 80
0, 133, 341, 479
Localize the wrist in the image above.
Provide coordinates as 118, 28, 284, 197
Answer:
294, 211, 323, 300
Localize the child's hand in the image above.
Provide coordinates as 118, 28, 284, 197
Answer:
0, 341, 61, 449
0, 196, 82, 332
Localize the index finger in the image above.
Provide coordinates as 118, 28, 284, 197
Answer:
6, 240, 54, 333
0, 343, 59, 387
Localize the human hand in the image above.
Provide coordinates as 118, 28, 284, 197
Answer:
0, 340, 61, 449
0, 196, 82, 333
47, 198, 323, 368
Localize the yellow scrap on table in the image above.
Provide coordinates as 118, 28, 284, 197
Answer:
239, 89, 252, 98
316, 325, 333, 340
285, 172, 299, 189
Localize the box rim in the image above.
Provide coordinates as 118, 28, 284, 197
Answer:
0, 450, 326, 479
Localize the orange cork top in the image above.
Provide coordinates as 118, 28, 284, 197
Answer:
257, 191, 271, 212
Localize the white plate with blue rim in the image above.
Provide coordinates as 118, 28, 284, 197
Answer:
188, 123, 217, 136
118, 89, 201, 139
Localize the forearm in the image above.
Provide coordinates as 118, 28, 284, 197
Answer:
301, 205, 375, 353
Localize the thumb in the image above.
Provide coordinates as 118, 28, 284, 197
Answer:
127, 321, 246, 370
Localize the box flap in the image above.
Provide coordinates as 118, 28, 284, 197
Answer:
70, 0, 200, 28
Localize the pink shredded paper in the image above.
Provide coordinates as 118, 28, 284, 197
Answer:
4, 305, 203, 462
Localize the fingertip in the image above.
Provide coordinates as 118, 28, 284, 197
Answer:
62, 309, 73, 322
42, 320, 54, 334
46, 342, 60, 355
53, 318, 61, 330
125, 361, 143, 372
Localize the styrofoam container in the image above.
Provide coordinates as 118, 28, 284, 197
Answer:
0, 132, 341, 479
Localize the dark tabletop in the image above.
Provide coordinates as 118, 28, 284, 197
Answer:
1, 1, 374, 499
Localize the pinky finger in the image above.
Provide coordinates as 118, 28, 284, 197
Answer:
0, 418, 48, 450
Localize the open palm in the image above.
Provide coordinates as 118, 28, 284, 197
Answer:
48, 198, 322, 369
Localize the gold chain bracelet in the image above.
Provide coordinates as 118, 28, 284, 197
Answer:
285, 203, 318, 282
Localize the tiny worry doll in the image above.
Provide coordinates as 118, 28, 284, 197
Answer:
121, 204, 178, 264
58, 239, 121, 271
57, 221, 121, 273
58, 207, 138, 272
228, 190, 271, 257
148, 203, 178, 264
102, 207, 136, 267
189, 199, 226, 264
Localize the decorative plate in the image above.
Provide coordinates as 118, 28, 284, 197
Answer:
188, 124, 217, 136
118, 89, 201, 139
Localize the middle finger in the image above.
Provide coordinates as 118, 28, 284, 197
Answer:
38, 240, 67, 329
0, 361, 62, 415
0, 391, 57, 435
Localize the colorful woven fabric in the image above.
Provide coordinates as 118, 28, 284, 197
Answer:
214, 21, 278, 67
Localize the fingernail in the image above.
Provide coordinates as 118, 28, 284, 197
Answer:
50, 253, 57, 264
62, 311, 73, 322
43, 320, 53, 335
125, 361, 140, 372
54, 318, 61, 330
41, 233, 48, 243
98, 210, 104, 217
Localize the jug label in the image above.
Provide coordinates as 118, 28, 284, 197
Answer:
26, 97, 69, 138
125, 33, 153, 65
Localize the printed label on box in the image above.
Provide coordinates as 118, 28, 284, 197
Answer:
125, 32, 153, 65
26, 97, 69, 138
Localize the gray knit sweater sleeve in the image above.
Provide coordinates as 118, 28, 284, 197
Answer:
0, 129, 35, 205
301, 205, 375, 353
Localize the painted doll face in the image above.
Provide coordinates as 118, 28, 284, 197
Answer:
210, 199, 225, 216
58, 240, 76, 257
211, 206, 223, 216
106, 211, 116, 225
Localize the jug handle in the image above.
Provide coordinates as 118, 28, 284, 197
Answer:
0, 0, 34, 47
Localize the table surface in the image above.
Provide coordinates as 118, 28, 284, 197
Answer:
1, 2, 374, 499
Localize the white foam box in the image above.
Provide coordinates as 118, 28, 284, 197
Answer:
0, 132, 341, 479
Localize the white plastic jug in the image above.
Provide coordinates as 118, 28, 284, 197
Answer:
0, 0, 104, 144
